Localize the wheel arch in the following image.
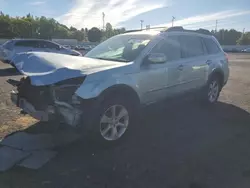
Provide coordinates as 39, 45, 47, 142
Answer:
209, 69, 224, 87
98, 84, 141, 106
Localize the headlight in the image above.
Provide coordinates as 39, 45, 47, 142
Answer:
52, 76, 86, 103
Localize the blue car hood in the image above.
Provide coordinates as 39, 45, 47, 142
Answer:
12, 52, 125, 86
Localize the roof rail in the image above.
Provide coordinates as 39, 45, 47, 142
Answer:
165, 26, 184, 31
124, 26, 212, 35
124, 29, 142, 33
165, 26, 212, 35
124, 26, 168, 33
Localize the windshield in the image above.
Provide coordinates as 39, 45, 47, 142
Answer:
85, 34, 152, 62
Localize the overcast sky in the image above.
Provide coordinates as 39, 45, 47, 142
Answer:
1, 0, 250, 31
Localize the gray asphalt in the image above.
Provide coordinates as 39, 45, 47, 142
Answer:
1, 53, 250, 188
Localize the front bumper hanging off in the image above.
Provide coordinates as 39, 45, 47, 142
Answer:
11, 91, 53, 121
10, 91, 83, 127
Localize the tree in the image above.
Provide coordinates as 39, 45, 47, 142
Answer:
70, 30, 84, 41
213, 29, 242, 45
237, 33, 250, 45
88, 27, 102, 42
0, 13, 87, 40
0, 14, 15, 38
11, 18, 32, 38
104, 22, 113, 39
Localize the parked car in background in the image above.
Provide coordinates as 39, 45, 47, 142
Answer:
8, 27, 229, 143
0, 39, 81, 63
242, 48, 250, 53
63, 45, 71, 49
75, 45, 93, 56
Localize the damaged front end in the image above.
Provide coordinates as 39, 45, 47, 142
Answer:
9, 76, 90, 127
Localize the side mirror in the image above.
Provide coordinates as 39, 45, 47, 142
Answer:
147, 53, 167, 64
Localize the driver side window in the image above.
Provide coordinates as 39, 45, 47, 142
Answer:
150, 36, 181, 62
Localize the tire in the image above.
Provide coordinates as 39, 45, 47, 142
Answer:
89, 96, 134, 143
199, 75, 221, 105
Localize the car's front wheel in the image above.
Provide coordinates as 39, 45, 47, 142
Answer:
91, 97, 133, 142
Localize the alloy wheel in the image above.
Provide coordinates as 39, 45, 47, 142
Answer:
100, 105, 129, 141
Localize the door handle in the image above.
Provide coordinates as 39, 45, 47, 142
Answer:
177, 64, 184, 71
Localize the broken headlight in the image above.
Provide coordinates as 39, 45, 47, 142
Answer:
52, 77, 85, 103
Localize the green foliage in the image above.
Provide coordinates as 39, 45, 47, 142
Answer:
237, 32, 250, 45
1, 12, 248, 45
214, 29, 242, 45
0, 13, 126, 42
88, 27, 102, 42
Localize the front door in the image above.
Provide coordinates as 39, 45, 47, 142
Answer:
138, 62, 169, 104
139, 36, 182, 104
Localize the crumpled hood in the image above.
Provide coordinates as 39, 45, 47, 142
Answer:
12, 52, 126, 86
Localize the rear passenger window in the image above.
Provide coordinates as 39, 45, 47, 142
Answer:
150, 36, 181, 61
180, 35, 204, 58
203, 38, 221, 54
15, 41, 38, 48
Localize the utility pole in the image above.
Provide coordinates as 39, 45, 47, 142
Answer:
242, 28, 245, 36
215, 20, 218, 33
102, 12, 105, 30
172, 16, 175, 27
140, 20, 144, 30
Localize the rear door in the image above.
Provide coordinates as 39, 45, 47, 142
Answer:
178, 34, 207, 92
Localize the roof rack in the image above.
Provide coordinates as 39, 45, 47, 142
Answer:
164, 26, 212, 35
124, 26, 212, 35
124, 26, 168, 33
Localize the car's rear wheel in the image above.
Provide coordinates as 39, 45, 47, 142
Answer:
200, 76, 221, 104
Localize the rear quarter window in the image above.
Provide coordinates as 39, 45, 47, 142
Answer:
203, 37, 221, 54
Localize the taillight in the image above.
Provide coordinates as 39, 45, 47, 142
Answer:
224, 52, 229, 63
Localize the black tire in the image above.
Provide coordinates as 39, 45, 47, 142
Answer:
199, 75, 221, 105
88, 96, 134, 144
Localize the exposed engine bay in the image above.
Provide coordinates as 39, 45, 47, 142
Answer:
8, 76, 90, 127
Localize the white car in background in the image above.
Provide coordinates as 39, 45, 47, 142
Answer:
0, 39, 82, 64
242, 48, 250, 53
